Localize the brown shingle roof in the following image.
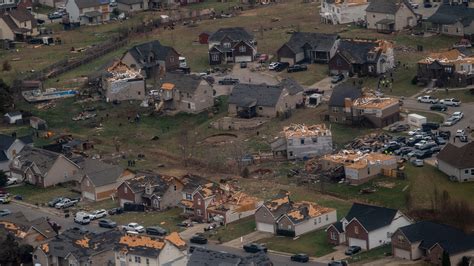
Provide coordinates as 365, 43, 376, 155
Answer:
437, 142, 474, 169
9, 8, 34, 22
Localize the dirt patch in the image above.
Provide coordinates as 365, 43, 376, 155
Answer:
241, 10, 257, 16
375, 181, 396, 189
202, 133, 238, 145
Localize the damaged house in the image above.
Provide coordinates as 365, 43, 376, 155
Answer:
328, 84, 400, 127
321, 150, 397, 185
0, 133, 32, 172
208, 27, 257, 65
277, 32, 340, 64
0, 8, 38, 41
328, 39, 394, 77
271, 124, 333, 160
254, 191, 337, 237
155, 73, 214, 114
320, 0, 369, 25
102, 61, 145, 102
228, 78, 304, 118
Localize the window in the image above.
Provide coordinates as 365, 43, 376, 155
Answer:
471, 169, 474, 175
332, 107, 339, 113
288, 139, 293, 146
465, 170, 469, 174
258, 107, 263, 110
146, 258, 149, 265
326, 214, 328, 221
336, 59, 342, 66
197, 209, 201, 216
223, 42, 231, 48
318, 217, 321, 223
134, 256, 141, 263
188, 103, 191, 109
312, 137, 318, 143
186, 193, 192, 200
289, 151, 293, 157
174, 185, 177, 191
398, 235, 404, 243
354, 226, 359, 234
124, 186, 128, 194
300, 139, 305, 145
330, 231, 337, 240
314, 219, 318, 225
197, 199, 201, 206
387, 232, 392, 238
140, 3, 143, 8
170, 57, 174, 62
138, 91, 141, 95
86, 179, 90, 186
130, 5, 132, 9
33, 255, 37, 260
211, 54, 219, 61
287, 225, 291, 230
239, 45, 246, 53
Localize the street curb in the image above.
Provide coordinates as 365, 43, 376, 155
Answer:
12, 199, 64, 217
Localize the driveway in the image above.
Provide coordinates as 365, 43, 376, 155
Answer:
314, 246, 348, 263
178, 223, 208, 240
221, 231, 273, 248
357, 257, 427, 266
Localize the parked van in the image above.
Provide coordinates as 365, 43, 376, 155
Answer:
74, 212, 91, 225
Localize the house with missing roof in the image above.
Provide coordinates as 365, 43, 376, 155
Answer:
423, 4, 474, 36
328, 39, 395, 77
0, 212, 57, 248
9, 146, 81, 188
326, 203, 411, 250
0, 133, 32, 172
255, 191, 337, 237
154, 73, 214, 114
391, 221, 474, 264
321, 150, 398, 185
116, 0, 148, 12
208, 27, 257, 65
277, 32, 340, 65
116, 172, 184, 210
320, 0, 369, 25
0, 8, 38, 41
65, 0, 111, 25
365, 0, 418, 33
189, 247, 273, 266
121, 40, 181, 77
179, 174, 213, 215
114, 232, 187, 266
32, 228, 122, 266
437, 142, 474, 182
102, 61, 146, 102
228, 78, 304, 118
271, 124, 333, 160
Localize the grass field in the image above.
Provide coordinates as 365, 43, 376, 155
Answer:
110, 207, 184, 232
430, 89, 474, 103
347, 244, 391, 263
206, 216, 256, 243
8, 184, 80, 205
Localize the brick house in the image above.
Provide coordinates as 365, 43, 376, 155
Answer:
437, 142, 474, 182
199, 31, 211, 44
277, 32, 339, 65
365, 0, 418, 33
208, 27, 257, 65
326, 203, 411, 250
392, 221, 474, 264
179, 174, 213, 215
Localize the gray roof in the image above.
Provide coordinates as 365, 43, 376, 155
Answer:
16, 146, 63, 174
73, 0, 109, 9
399, 221, 474, 255
279, 78, 304, 95
345, 203, 399, 232
188, 247, 273, 266
282, 32, 339, 54
427, 4, 474, 27
229, 83, 284, 108
77, 158, 124, 187
366, 0, 414, 15
328, 83, 362, 107
124, 172, 172, 196
127, 40, 177, 65
209, 27, 254, 43
0, 134, 15, 151
5, 111, 21, 117
180, 174, 210, 193
156, 73, 204, 94
116, 0, 142, 4
337, 40, 379, 64
437, 142, 474, 169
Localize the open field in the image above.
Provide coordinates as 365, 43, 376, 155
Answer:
7, 184, 79, 205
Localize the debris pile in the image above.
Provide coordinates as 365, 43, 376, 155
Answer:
283, 124, 331, 138
345, 132, 393, 150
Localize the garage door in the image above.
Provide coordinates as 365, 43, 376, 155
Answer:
82, 191, 95, 201
280, 57, 294, 65
119, 199, 133, 207
348, 237, 367, 250
394, 248, 411, 260
235, 56, 252, 63
256, 222, 274, 233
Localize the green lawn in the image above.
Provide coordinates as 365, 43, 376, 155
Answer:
430, 89, 474, 103
183, 0, 240, 12
279, 64, 328, 86
205, 216, 256, 243
347, 244, 391, 263
110, 208, 184, 233
258, 229, 336, 257
8, 184, 79, 205
76, 198, 119, 211
407, 111, 445, 124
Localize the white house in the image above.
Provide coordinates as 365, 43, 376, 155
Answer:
3, 112, 22, 124
65, 0, 110, 25
326, 203, 412, 250
437, 142, 474, 182
320, 0, 369, 25
0, 134, 29, 172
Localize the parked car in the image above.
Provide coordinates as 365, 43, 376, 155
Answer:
418, 95, 439, 104
431, 145, 442, 153
456, 129, 466, 137
439, 130, 451, 139
435, 137, 447, 145
460, 135, 468, 142
331, 74, 344, 84
74, 212, 91, 225
383, 142, 401, 153
274, 62, 289, 72
0, 195, 10, 204
0, 209, 11, 216
287, 64, 308, 73
389, 123, 409, 133
48, 197, 67, 207
422, 122, 439, 131
123, 223, 145, 233
55, 198, 78, 209
243, 243, 268, 253
90, 209, 107, 220
408, 128, 422, 136
47, 12, 63, 20
290, 253, 309, 263
268, 62, 280, 70
443, 117, 459, 126
344, 246, 362, 256
240, 62, 247, 68
409, 1, 419, 8
440, 98, 461, 106
146, 226, 168, 236
218, 78, 239, 85
190, 234, 208, 244
430, 104, 447, 111
98, 219, 117, 228
394, 147, 413, 156
451, 111, 464, 120
412, 159, 424, 167
418, 142, 437, 151
6, 177, 18, 186
328, 261, 348, 266
415, 149, 433, 159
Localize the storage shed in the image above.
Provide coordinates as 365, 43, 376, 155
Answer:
407, 113, 427, 128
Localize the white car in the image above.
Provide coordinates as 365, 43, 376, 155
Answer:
443, 117, 459, 126
90, 209, 107, 220
148, 90, 159, 96
440, 98, 461, 107
451, 111, 464, 120
456, 129, 466, 137
123, 222, 145, 233
417, 95, 439, 104
6, 177, 18, 186
408, 128, 421, 136
268, 62, 279, 70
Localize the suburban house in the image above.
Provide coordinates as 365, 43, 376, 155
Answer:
0, 133, 31, 171
0, 212, 58, 247
326, 203, 412, 250
0, 8, 38, 41
208, 27, 257, 65
0, 0, 17, 11
271, 124, 333, 160
423, 4, 474, 36
155, 73, 214, 114
228, 78, 304, 118
329, 39, 395, 77
277, 32, 340, 64
327, 84, 400, 127
9, 146, 81, 188
417, 49, 474, 87
102, 60, 146, 102
65, 0, 111, 25
32, 228, 122, 266
321, 150, 398, 185
116, 172, 184, 209
320, 0, 369, 25
365, 0, 418, 33
114, 233, 187, 266
255, 191, 337, 237
77, 158, 134, 201
121, 40, 180, 77
3, 111, 22, 124
30, 116, 47, 130
392, 221, 474, 264
437, 142, 474, 182
116, 0, 148, 12
179, 174, 213, 215
189, 247, 272, 266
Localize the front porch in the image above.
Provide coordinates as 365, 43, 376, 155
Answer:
375, 19, 395, 34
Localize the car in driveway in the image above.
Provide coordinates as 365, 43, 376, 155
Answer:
190, 234, 208, 244
123, 223, 145, 233
328, 261, 348, 266
435, 137, 446, 145
290, 253, 309, 263
274, 62, 290, 72
451, 111, 464, 120
6, 177, 18, 186
0, 209, 11, 216
456, 129, 466, 137
331, 73, 344, 84
430, 104, 447, 111
90, 209, 107, 220
344, 246, 362, 256
243, 243, 268, 253
412, 159, 424, 167
287, 64, 308, 73
443, 117, 459, 127
268, 62, 279, 70
240, 62, 247, 68
440, 98, 461, 106
98, 219, 117, 228
48, 197, 67, 207
418, 95, 439, 103
146, 226, 167, 236
218, 78, 239, 85
0, 195, 10, 204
